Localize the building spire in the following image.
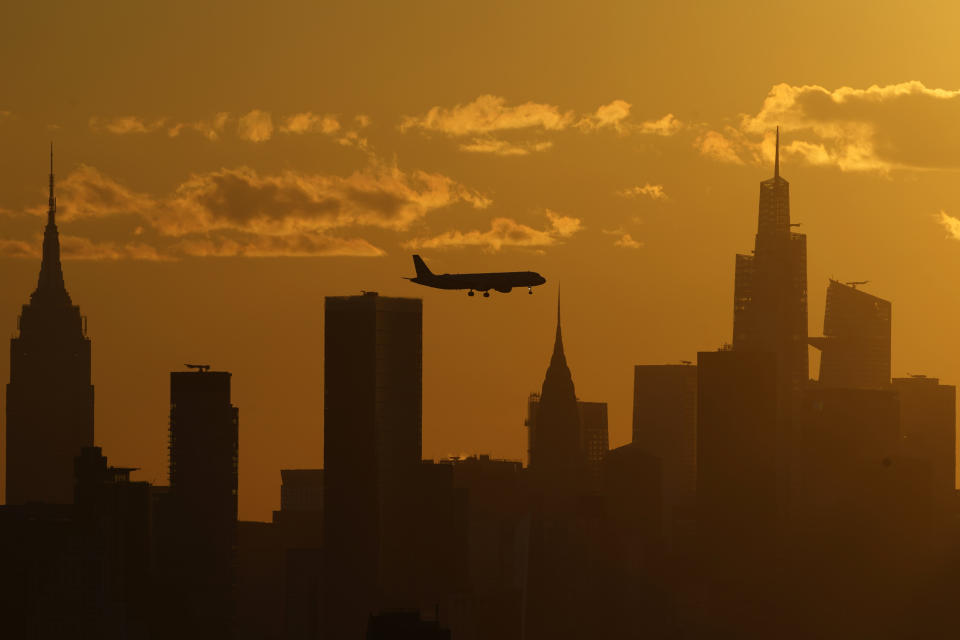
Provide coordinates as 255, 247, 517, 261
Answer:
48, 142, 56, 225
550, 292, 567, 370
774, 126, 780, 179
33, 143, 69, 304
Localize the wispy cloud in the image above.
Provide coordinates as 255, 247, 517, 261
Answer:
0, 238, 36, 258
174, 233, 384, 258
89, 116, 167, 135
700, 81, 960, 172
937, 210, 960, 239
167, 112, 231, 140
576, 100, 632, 133
695, 128, 747, 165
10, 159, 488, 260
617, 183, 668, 200
402, 95, 680, 154
400, 94, 574, 136
237, 109, 274, 142
404, 209, 581, 251
639, 113, 683, 136
613, 233, 643, 249
280, 112, 340, 135
0, 234, 171, 261
27, 164, 158, 221
91, 110, 365, 145
459, 138, 553, 156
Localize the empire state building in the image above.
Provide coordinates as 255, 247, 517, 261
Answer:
5, 148, 94, 504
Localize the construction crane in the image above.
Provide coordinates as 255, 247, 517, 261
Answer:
845, 280, 869, 289
185, 364, 210, 373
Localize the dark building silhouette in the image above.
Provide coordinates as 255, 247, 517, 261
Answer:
366, 611, 451, 640
0, 447, 152, 639
441, 455, 527, 640
893, 375, 956, 496
697, 349, 779, 548
161, 367, 239, 637
632, 363, 697, 548
578, 401, 609, 486
526, 394, 608, 490
809, 280, 891, 389
272, 469, 324, 640
74, 446, 153, 638
600, 443, 667, 637
793, 386, 938, 637
696, 349, 781, 636
323, 292, 423, 640
5, 148, 94, 505
0, 502, 79, 636
526, 301, 586, 491
732, 129, 808, 418
236, 520, 284, 640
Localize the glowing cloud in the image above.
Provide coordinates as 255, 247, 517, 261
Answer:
281, 112, 341, 135
618, 183, 668, 200
576, 100, 632, 133
400, 94, 574, 136
459, 138, 554, 156
13, 160, 488, 259
937, 211, 960, 240
701, 81, 960, 172
638, 113, 683, 136
89, 116, 167, 134
613, 233, 643, 249
237, 109, 274, 142
405, 210, 582, 251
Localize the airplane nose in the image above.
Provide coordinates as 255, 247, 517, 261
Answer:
538, 275, 547, 284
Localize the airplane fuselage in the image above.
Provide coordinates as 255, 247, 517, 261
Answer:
412, 270, 544, 293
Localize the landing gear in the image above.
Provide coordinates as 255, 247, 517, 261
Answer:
528, 287, 533, 295
483, 291, 490, 298
468, 290, 475, 297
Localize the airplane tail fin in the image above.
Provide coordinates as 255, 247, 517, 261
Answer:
412, 254, 434, 278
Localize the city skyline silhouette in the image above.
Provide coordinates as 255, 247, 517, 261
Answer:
3, 3, 960, 637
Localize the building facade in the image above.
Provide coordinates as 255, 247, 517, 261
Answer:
809, 280, 891, 389
5, 150, 94, 505
323, 292, 423, 639
632, 363, 697, 547
732, 129, 808, 418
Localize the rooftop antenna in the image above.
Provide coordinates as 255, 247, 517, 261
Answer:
774, 126, 780, 179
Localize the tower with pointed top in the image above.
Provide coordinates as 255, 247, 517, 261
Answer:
730, 129, 808, 524
5, 148, 94, 504
528, 299, 584, 489
732, 128, 808, 401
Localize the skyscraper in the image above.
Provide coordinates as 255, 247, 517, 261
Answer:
732, 128, 808, 415
578, 401, 609, 486
892, 375, 956, 497
696, 348, 781, 635
165, 367, 239, 637
632, 363, 697, 547
5, 148, 94, 505
323, 291, 422, 639
809, 280, 891, 389
525, 395, 608, 489
527, 300, 584, 491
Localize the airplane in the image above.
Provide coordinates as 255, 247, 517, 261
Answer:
405, 255, 546, 297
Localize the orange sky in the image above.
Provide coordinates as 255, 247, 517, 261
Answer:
3, 1, 960, 520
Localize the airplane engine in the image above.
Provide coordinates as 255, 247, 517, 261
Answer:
495, 286, 512, 293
